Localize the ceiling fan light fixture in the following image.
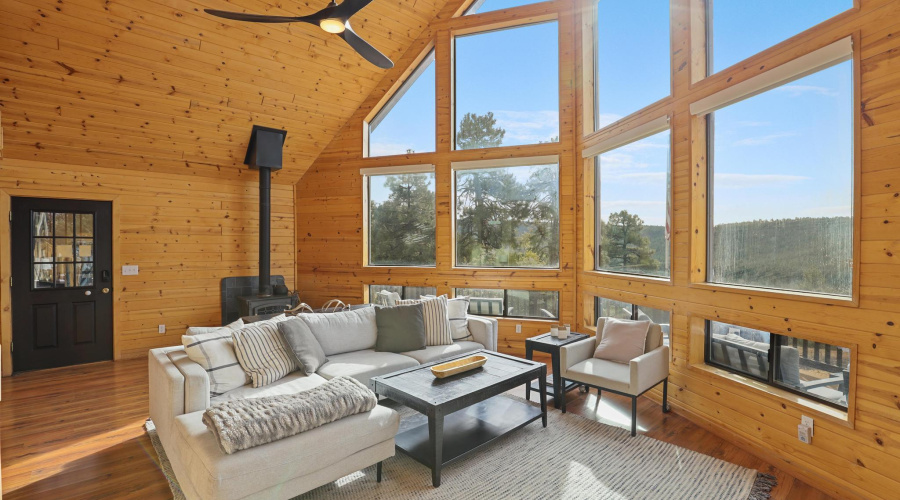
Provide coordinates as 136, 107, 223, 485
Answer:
319, 18, 346, 33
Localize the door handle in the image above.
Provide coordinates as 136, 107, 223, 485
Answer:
102, 270, 110, 282
102, 288, 110, 294
85, 290, 92, 296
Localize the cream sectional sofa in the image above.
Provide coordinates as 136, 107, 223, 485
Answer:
148, 314, 498, 500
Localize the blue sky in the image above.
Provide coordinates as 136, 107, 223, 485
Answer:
370, 1, 854, 226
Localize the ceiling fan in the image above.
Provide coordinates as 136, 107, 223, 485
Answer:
205, 0, 394, 69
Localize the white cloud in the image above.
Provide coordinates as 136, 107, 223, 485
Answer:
732, 132, 797, 146
776, 84, 839, 97
492, 110, 559, 144
714, 173, 810, 189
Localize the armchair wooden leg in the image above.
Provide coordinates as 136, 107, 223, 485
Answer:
630, 397, 637, 437
662, 378, 670, 413
560, 378, 567, 414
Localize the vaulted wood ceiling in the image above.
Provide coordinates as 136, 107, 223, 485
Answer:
0, 0, 448, 183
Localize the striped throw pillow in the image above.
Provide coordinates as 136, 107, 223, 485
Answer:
182, 322, 248, 398
232, 316, 297, 388
398, 295, 453, 346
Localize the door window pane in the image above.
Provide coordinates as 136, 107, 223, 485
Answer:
455, 163, 560, 268
709, 61, 852, 295
54, 213, 73, 237
709, 0, 853, 74
774, 336, 850, 408
55, 239, 74, 262
76, 214, 94, 237
33, 212, 52, 236
34, 264, 53, 289
76, 263, 94, 287
455, 22, 559, 149
368, 50, 435, 157
55, 263, 74, 288
76, 239, 93, 261
597, 130, 670, 277
707, 320, 770, 380
33, 238, 53, 263
595, 0, 670, 128
367, 173, 436, 266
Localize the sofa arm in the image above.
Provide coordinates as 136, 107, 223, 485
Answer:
169, 349, 210, 413
630, 345, 670, 394
466, 315, 498, 351
149, 347, 187, 449
560, 337, 597, 376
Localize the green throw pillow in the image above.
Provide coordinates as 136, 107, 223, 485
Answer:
375, 303, 427, 353
278, 318, 329, 375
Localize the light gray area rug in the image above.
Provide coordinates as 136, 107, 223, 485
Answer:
146, 395, 775, 500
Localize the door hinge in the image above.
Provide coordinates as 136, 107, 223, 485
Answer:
8, 211, 11, 222
9, 341, 13, 353
8, 276, 11, 287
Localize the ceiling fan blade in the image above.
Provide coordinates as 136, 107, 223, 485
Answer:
339, 25, 393, 69
332, 0, 375, 19
204, 9, 310, 23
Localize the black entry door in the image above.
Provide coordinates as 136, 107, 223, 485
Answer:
11, 197, 113, 372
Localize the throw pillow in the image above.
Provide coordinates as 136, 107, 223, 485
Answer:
374, 303, 426, 353
182, 326, 249, 397
296, 307, 378, 356
278, 318, 329, 375
448, 297, 471, 341
593, 318, 651, 364
232, 317, 297, 388
397, 295, 453, 346
185, 318, 243, 336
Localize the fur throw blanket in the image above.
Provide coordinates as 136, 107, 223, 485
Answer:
202, 376, 377, 454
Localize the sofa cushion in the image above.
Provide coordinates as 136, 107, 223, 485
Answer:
182, 327, 249, 398
173, 404, 399, 500
397, 295, 453, 346
567, 358, 632, 393
298, 308, 378, 356
375, 303, 426, 353
185, 318, 244, 336
232, 317, 296, 388
317, 349, 419, 387
400, 341, 483, 364
279, 318, 329, 375
210, 371, 329, 405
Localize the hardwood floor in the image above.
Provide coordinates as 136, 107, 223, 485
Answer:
1, 358, 836, 499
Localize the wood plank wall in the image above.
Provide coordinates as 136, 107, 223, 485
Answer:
299, 0, 900, 498
0, 0, 447, 183
0, 157, 296, 374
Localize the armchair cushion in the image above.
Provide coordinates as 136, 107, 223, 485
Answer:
566, 358, 632, 393
593, 318, 651, 364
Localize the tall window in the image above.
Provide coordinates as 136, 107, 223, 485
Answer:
454, 159, 560, 268
595, 0, 670, 129
454, 22, 559, 150
708, 60, 853, 296
596, 128, 671, 278
365, 168, 436, 266
367, 50, 435, 157
456, 288, 559, 319
708, 0, 853, 74
595, 297, 670, 346
706, 320, 851, 409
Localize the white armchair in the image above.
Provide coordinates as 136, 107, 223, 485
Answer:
559, 318, 670, 436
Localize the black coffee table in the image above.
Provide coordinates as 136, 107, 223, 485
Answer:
369, 350, 547, 487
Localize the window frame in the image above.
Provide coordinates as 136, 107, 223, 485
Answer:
455, 287, 560, 320
587, 116, 673, 281
451, 19, 561, 152
688, 36, 861, 306
361, 164, 437, 268
703, 319, 851, 411
451, 155, 561, 270
363, 44, 436, 159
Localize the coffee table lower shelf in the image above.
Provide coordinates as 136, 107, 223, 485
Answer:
395, 396, 542, 474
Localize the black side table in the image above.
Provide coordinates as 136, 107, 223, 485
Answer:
525, 332, 589, 408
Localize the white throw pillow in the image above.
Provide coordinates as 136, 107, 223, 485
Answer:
182, 319, 248, 397
593, 318, 651, 364
184, 318, 243, 336
398, 295, 453, 346
297, 307, 378, 356
448, 297, 471, 341
232, 316, 296, 388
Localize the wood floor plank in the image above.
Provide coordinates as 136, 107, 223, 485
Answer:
1, 358, 837, 499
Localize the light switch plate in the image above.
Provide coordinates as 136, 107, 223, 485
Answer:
122, 265, 139, 276
801, 415, 814, 436
515, 324, 522, 333
158, 324, 166, 334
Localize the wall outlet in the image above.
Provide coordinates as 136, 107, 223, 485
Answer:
122, 265, 139, 276
798, 424, 812, 444
515, 324, 522, 333
158, 324, 166, 334
801, 415, 814, 436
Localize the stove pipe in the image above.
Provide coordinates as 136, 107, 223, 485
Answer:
243, 125, 287, 297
